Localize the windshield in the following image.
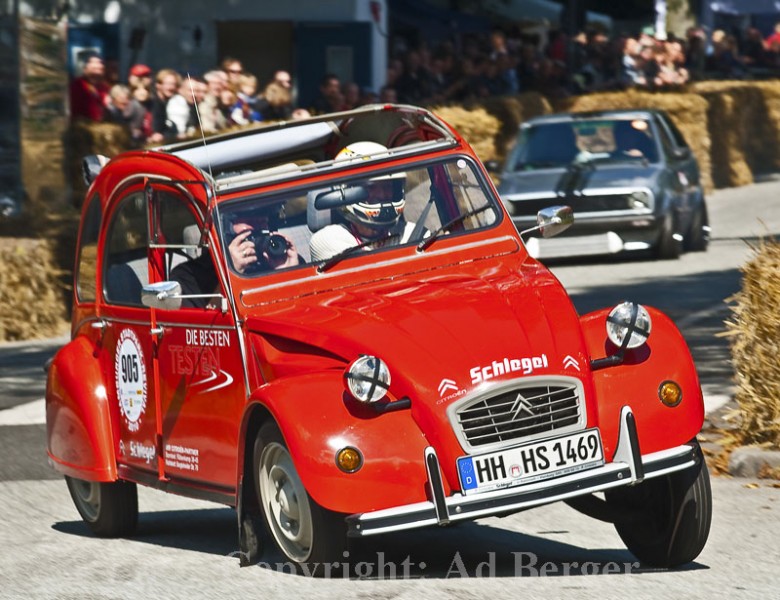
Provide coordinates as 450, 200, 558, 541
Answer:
218, 156, 501, 277
508, 118, 659, 171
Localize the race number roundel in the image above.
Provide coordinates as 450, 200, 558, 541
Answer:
115, 328, 148, 432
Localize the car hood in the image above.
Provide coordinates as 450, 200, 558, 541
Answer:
498, 164, 661, 198
245, 260, 594, 455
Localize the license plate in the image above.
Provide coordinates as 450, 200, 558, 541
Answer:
457, 429, 604, 495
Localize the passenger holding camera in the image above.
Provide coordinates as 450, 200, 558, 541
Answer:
227, 210, 300, 274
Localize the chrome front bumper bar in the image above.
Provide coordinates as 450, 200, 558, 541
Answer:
346, 406, 700, 537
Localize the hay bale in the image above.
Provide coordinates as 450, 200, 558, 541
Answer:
748, 81, 780, 172
0, 239, 68, 341
692, 82, 766, 188
64, 120, 132, 201
430, 105, 500, 163
471, 93, 553, 162
724, 239, 780, 448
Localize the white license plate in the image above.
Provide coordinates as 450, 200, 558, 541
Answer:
457, 429, 604, 495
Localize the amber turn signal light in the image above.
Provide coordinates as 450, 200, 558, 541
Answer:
658, 381, 682, 407
336, 447, 363, 473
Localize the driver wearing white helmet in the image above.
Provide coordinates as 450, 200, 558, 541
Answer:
309, 142, 416, 262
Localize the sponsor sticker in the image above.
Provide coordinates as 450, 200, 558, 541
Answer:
115, 328, 148, 432
470, 354, 548, 384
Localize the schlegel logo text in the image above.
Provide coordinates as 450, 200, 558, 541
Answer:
470, 354, 548, 384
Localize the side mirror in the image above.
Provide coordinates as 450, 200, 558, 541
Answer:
141, 281, 183, 310
537, 205, 574, 238
520, 205, 574, 239
82, 154, 109, 186
672, 146, 691, 160
484, 160, 501, 173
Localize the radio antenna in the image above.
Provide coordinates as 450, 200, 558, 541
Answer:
187, 73, 218, 245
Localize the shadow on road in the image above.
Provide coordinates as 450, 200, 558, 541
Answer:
52, 507, 709, 579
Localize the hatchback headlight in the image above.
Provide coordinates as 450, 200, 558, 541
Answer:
606, 302, 652, 349
630, 190, 651, 209
345, 355, 391, 403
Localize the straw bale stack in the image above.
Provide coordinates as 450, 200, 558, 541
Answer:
471, 93, 553, 162
430, 105, 501, 163
691, 82, 768, 188
64, 120, 131, 201
724, 239, 780, 448
0, 239, 68, 341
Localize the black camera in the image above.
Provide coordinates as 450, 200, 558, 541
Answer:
247, 230, 288, 260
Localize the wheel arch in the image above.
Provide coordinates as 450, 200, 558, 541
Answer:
237, 372, 430, 515
46, 336, 118, 482
579, 306, 705, 459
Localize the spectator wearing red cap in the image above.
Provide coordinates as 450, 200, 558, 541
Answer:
128, 64, 152, 99
69, 53, 109, 122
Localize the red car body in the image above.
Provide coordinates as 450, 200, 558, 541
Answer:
46, 105, 711, 571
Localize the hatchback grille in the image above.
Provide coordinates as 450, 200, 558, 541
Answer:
508, 195, 635, 216
456, 382, 581, 448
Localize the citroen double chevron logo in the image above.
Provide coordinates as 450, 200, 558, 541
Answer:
510, 392, 536, 421
563, 355, 580, 371
438, 378, 459, 397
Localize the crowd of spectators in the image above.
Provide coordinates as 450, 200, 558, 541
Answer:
385, 22, 780, 105
69, 21, 780, 144
69, 55, 308, 147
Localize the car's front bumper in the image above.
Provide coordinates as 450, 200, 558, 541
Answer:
346, 406, 699, 537
512, 212, 663, 259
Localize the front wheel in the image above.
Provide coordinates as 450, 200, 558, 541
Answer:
254, 421, 347, 570
606, 444, 712, 567
65, 476, 138, 537
684, 203, 709, 252
654, 213, 682, 260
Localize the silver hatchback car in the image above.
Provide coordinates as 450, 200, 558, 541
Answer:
495, 109, 709, 260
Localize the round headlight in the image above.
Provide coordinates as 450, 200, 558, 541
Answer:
606, 302, 652, 349
345, 355, 391, 403
630, 190, 651, 209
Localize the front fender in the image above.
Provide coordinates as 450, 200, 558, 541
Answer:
245, 371, 430, 514
46, 336, 117, 481
580, 306, 704, 460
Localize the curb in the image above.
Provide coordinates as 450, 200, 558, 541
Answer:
728, 447, 780, 479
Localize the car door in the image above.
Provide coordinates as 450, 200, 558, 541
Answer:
99, 187, 160, 477
147, 185, 247, 492
655, 113, 699, 225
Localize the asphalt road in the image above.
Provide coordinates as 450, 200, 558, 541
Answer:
1, 177, 779, 598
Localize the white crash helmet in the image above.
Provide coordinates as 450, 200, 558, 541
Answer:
336, 142, 406, 232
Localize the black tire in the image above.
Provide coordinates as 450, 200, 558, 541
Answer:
684, 203, 709, 252
606, 444, 712, 568
253, 421, 348, 572
654, 213, 682, 260
65, 476, 138, 537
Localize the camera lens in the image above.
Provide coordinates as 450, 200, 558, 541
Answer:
265, 234, 288, 259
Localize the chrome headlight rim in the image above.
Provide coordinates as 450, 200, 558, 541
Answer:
344, 355, 391, 403
606, 302, 652, 350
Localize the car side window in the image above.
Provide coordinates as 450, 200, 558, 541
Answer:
152, 189, 223, 309
151, 190, 202, 279
75, 193, 102, 302
654, 117, 679, 161
659, 113, 688, 149
103, 192, 149, 306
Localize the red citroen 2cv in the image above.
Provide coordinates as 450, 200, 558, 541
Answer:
46, 105, 711, 572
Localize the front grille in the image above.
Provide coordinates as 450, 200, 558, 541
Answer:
456, 382, 581, 448
508, 195, 633, 216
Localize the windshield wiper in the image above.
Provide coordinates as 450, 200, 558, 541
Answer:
317, 233, 401, 273
417, 204, 494, 253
